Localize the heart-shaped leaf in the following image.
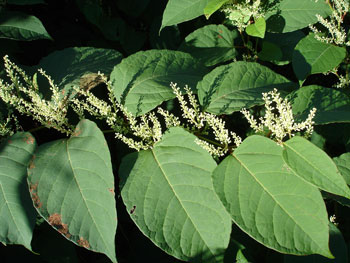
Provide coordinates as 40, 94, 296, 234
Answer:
212, 135, 332, 257
119, 127, 231, 262
27, 119, 117, 262
245, 17, 266, 38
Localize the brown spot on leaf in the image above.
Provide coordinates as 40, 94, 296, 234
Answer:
48, 213, 71, 238
78, 237, 90, 248
30, 183, 42, 209
28, 155, 36, 170
7, 139, 12, 144
108, 188, 115, 196
72, 127, 82, 137
23, 134, 35, 145
217, 34, 223, 39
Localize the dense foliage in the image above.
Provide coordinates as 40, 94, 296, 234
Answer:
1, 0, 350, 262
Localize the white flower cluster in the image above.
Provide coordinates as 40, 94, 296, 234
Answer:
241, 89, 316, 145
222, 0, 263, 31
0, 56, 73, 135
309, 0, 350, 46
0, 110, 15, 139
171, 83, 241, 157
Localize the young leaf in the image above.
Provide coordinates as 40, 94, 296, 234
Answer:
283, 136, 350, 199
245, 17, 266, 39
212, 135, 332, 258
204, 0, 230, 19
0, 132, 37, 250
27, 120, 117, 263
265, 0, 331, 33
119, 127, 231, 262
288, 85, 350, 124
160, 0, 209, 32
178, 24, 239, 67
0, 10, 52, 41
110, 50, 208, 116
197, 61, 296, 114
293, 34, 346, 83
333, 153, 350, 185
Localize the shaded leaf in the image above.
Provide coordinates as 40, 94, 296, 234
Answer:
283, 136, 350, 199
37, 47, 122, 99
265, 0, 331, 33
179, 24, 239, 66
197, 61, 296, 114
110, 49, 208, 116
292, 34, 346, 83
0, 10, 52, 41
261, 30, 305, 65
27, 120, 117, 263
0, 132, 37, 250
119, 127, 231, 262
288, 85, 350, 124
160, 0, 209, 32
212, 135, 332, 257
333, 153, 350, 185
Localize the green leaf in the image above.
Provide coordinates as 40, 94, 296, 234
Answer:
160, 0, 209, 32
245, 17, 266, 38
178, 24, 239, 66
119, 127, 231, 262
283, 136, 350, 199
0, 132, 37, 250
0, 10, 52, 41
212, 135, 332, 257
293, 34, 346, 83
204, 0, 230, 19
27, 120, 117, 263
284, 223, 348, 263
288, 85, 350, 124
333, 153, 350, 185
261, 31, 305, 65
258, 41, 283, 63
110, 50, 208, 116
265, 0, 331, 33
197, 61, 296, 114
37, 47, 123, 99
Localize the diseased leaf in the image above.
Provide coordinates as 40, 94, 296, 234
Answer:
0, 132, 37, 250
27, 120, 117, 263
333, 153, 350, 185
265, 0, 331, 33
0, 10, 52, 41
293, 34, 346, 83
160, 0, 209, 32
212, 135, 332, 257
178, 24, 240, 66
119, 127, 231, 263
110, 50, 208, 116
288, 85, 350, 124
197, 61, 296, 114
283, 136, 350, 199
